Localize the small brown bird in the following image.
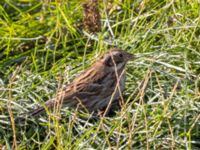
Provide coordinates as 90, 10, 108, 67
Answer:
31, 48, 134, 116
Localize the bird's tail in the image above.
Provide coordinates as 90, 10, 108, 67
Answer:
30, 99, 55, 116
30, 106, 46, 116
15, 99, 55, 123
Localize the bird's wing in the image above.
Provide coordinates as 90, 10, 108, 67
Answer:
30, 64, 106, 116
60, 69, 106, 101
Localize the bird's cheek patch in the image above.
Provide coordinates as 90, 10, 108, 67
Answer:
105, 57, 113, 67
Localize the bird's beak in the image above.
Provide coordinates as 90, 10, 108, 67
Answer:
125, 52, 134, 61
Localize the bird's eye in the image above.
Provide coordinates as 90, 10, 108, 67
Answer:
119, 53, 123, 58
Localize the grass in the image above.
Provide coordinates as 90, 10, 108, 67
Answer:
0, 0, 200, 149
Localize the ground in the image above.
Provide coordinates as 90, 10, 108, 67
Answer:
0, 0, 200, 149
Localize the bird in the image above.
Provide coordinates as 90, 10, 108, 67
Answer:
30, 48, 134, 116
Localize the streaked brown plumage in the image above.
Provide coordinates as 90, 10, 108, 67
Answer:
31, 48, 134, 116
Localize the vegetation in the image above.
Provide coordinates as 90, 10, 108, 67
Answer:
0, 0, 199, 149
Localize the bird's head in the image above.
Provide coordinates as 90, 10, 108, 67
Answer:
100, 48, 134, 69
